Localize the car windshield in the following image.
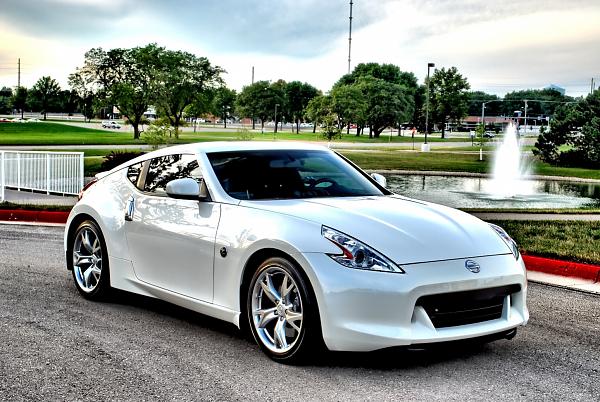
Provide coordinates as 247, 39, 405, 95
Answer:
207, 149, 388, 200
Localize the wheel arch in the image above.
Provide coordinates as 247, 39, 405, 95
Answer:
65, 213, 101, 271
238, 248, 322, 335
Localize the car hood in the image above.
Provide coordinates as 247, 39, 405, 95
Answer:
241, 195, 512, 264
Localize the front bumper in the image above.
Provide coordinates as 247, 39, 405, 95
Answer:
299, 252, 529, 352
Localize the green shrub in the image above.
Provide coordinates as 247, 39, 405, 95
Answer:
236, 128, 254, 140
100, 150, 145, 171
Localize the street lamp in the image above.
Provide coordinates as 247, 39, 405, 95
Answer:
424, 62, 435, 151
223, 105, 230, 129
274, 103, 280, 135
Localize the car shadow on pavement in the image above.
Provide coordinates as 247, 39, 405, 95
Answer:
105, 288, 509, 370
107, 288, 245, 339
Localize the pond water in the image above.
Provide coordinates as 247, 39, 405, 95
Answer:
384, 174, 600, 209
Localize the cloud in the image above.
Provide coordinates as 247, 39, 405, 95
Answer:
0, 0, 128, 40
0, 0, 384, 58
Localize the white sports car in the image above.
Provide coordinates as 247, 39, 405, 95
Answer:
65, 142, 528, 362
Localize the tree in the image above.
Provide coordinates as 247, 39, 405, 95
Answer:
0, 87, 12, 114
235, 80, 285, 132
29, 76, 61, 120
468, 91, 501, 116
356, 76, 412, 138
77, 44, 162, 139
333, 63, 417, 138
11, 87, 28, 118
534, 90, 600, 168
428, 66, 470, 138
331, 84, 367, 135
212, 87, 237, 128
502, 88, 571, 118
285, 81, 319, 133
305, 95, 332, 133
68, 71, 96, 122
155, 49, 224, 138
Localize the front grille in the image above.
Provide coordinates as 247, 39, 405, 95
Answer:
416, 284, 521, 328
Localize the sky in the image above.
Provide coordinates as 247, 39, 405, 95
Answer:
0, 0, 599, 97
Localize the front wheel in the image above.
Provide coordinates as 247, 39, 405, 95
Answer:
247, 257, 324, 363
69, 220, 111, 300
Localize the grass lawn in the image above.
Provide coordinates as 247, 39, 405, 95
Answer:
0, 122, 470, 145
487, 220, 600, 265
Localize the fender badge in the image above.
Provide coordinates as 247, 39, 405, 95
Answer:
465, 259, 480, 273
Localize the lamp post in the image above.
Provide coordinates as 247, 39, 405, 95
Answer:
523, 100, 528, 134
423, 62, 435, 151
274, 103, 280, 135
223, 105, 230, 129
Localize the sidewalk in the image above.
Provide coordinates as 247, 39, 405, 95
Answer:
1, 189, 77, 206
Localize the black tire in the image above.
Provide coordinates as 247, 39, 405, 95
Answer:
68, 220, 111, 300
246, 257, 324, 364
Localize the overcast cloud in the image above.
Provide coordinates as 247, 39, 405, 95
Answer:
0, 0, 598, 96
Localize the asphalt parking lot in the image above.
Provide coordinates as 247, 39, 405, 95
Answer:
1, 224, 599, 401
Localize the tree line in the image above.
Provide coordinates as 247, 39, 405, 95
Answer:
0, 43, 576, 143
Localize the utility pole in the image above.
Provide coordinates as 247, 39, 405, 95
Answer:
524, 100, 528, 133
423, 62, 435, 150
17, 58, 20, 88
592, 78, 595, 94
251, 66, 255, 130
348, 1, 353, 74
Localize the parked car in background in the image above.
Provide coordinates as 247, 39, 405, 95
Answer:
102, 121, 121, 129
65, 142, 528, 363
483, 131, 496, 138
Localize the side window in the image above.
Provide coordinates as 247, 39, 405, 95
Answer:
143, 154, 202, 196
127, 162, 144, 189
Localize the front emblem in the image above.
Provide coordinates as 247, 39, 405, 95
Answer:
465, 259, 480, 273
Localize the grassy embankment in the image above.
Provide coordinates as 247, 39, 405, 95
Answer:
488, 220, 600, 265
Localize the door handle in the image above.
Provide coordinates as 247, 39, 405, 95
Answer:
125, 196, 135, 221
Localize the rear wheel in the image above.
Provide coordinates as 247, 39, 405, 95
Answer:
247, 257, 323, 363
70, 220, 111, 300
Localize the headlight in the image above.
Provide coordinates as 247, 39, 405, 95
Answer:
321, 226, 404, 273
489, 223, 520, 260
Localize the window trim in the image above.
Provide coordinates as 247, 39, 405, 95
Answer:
136, 153, 205, 198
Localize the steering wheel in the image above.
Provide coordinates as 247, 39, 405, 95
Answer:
309, 178, 337, 189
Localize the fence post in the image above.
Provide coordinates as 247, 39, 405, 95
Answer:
17, 152, 21, 191
79, 152, 84, 192
0, 151, 4, 202
46, 153, 50, 194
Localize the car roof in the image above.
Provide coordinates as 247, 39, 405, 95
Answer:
104, 141, 334, 176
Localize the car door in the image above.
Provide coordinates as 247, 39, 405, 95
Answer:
124, 153, 220, 302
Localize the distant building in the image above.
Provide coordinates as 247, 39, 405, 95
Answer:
545, 84, 565, 95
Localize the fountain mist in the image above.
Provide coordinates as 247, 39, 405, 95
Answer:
489, 123, 533, 198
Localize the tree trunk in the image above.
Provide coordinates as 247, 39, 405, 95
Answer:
296, 119, 300, 134
369, 125, 373, 139
312, 123, 316, 133
133, 123, 140, 140
252, 117, 256, 130
347, 122, 350, 135
441, 124, 445, 139
43, 111, 47, 121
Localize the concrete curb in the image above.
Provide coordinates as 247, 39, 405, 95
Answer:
1, 209, 599, 284
522, 255, 600, 282
0, 210, 70, 224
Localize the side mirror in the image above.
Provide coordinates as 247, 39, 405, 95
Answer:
370, 173, 387, 188
166, 178, 208, 200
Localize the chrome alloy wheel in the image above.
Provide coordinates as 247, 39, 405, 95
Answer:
72, 227, 103, 293
251, 266, 304, 354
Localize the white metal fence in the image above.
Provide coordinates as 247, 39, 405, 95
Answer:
0, 150, 84, 202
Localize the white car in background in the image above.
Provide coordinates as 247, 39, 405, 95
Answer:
101, 120, 121, 129
64, 142, 528, 363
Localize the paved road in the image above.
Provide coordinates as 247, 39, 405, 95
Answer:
1, 224, 599, 401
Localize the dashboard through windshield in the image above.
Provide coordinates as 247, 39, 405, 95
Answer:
207, 149, 387, 200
